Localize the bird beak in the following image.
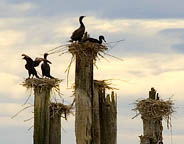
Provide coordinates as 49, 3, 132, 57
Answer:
104, 39, 106, 42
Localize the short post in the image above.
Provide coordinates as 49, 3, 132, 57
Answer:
94, 80, 117, 144
49, 102, 72, 144
133, 87, 174, 144
49, 110, 61, 144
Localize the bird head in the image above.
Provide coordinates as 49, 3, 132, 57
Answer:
44, 53, 49, 59
99, 35, 106, 42
21, 54, 28, 59
79, 16, 86, 21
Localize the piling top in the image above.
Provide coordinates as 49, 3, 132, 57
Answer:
68, 41, 108, 60
94, 80, 118, 90
133, 98, 174, 128
22, 78, 62, 89
49, 102, 73, 120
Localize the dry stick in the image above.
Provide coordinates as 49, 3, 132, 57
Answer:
23, 91, 32, 105
47, 44, 69, 53
104, 53, 124, 61
24, 117, 34, 122
11, 105, 33, 119
65, 55, 75, 87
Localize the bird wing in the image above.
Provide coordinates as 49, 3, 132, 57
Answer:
71, 26, 85, 40
33, 57, 43, 67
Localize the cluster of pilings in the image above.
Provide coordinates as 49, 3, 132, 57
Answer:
21, 41, 174, 144
22, 78, 72, 144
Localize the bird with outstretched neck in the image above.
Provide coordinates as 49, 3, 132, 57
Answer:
41, 53, 54, 79
83, 35, 106, 44
22, 54, 43, 79
70, 16, 86, 42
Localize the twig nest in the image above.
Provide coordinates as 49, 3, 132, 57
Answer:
68, 42, 108, 60
49, 102, 73, 120
22, 78, 62, 89
94, 80, 118, 90
133, 98, 174, 128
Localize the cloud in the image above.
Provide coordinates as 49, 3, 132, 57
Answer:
0, 1, 37, 17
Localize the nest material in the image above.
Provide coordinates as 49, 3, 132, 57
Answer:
68, 41, 108, 60
94, 80, 118, 90
22, 78, 62, 90
49, 102, 73, 120
133, 98, 174, 128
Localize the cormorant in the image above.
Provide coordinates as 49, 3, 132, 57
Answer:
22, 54, 43, 78
41, 53, 54, 79
70, 16, 85, 42
83, 35, 106, 44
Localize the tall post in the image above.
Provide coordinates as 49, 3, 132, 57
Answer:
75, 48, 93, 144
22, 78, 61, 144
33, 83, 51, 144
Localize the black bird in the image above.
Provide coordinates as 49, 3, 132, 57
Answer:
83, 35, 106, 44
22, 54, 43, 78
70, 16, 85, 42
41, 53, 54, 79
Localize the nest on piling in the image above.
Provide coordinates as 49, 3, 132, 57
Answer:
94, 80, 118, 90
22, 78, 62, 90
49, 102, 73, 120
133, 98, 174, 128
68, 41, 108, 61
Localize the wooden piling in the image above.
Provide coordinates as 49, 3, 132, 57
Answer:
49, 113, 61, 144
33, 83, 51, 144
22, 78, 62, 144
94, 80, 117, 144
75, 50, 93, 144
139, 88, 163, 144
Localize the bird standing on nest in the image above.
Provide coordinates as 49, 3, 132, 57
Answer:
70, 16, 86, 42
83, 35, 106, 44
41, 53, 54, 79
22, 54, 43, 79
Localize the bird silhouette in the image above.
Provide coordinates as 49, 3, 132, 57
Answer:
22, 54, 43, 79
83, 35, 106, 44
41, 53, 54, 79
70, 16, 86, 42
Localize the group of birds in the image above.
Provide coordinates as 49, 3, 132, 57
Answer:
70, 16, 106, 44
22, 53, 54, 79
22, 16, 106, 79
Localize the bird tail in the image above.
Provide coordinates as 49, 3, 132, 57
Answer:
49, 75, 54, 79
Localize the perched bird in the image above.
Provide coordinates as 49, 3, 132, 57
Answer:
83, 35, 106, 44
22, 54, 43, 79
41, 53, 54, 79
70, 16, 86, 42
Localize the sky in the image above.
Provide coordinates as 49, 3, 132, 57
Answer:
1, 0, 184, 144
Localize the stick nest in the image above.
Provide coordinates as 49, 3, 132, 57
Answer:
133, 98, 174, 128
49, 102, 73, 120
22, 78, 62, 90
94, 80, 118, 90
68, 41, 108, 61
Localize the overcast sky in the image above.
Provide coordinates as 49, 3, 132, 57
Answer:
1, 0, 184, 144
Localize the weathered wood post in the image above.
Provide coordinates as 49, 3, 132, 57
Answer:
49, 108, 61, 144
68, 40, 108, 144
74, 44, 93, 144
94, 80, 117, 144
133, 87, 174, 144
49, 102, 72, 144
22, 78, 61, 144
